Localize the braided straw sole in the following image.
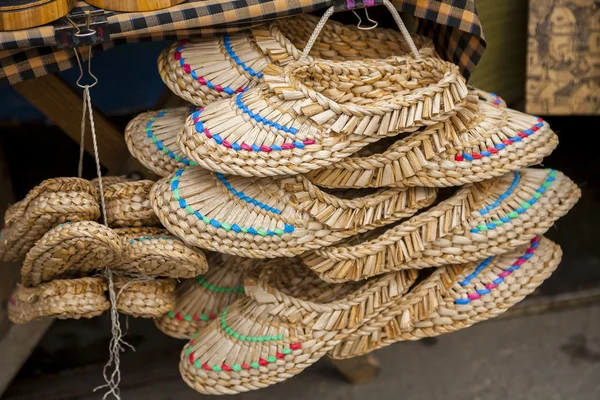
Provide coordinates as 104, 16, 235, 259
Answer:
115, 276, 177, 318
155, 254, 255, 339
330, 236, 562, 358
104, 180, 160, 227
8, 277, 110, 324
0, 178, 100, 262
180, 259, 417, 394
91, 176, 130, 190
158, 14, 437, 107
113, 227, 208, 279
302, 169, 580, 282
177, 57, 468, 178
20, 221, 123, 287
151, 167, 436, 258
306, 101, 558, 189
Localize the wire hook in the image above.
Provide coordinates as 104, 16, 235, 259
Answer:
352, 8, 378, 30
74, 46, 98, 89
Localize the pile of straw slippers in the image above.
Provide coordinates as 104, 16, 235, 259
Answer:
6, 4, 581, 396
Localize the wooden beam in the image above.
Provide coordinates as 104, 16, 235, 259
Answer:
328, 354, 381, 384
12, 74, 128, 174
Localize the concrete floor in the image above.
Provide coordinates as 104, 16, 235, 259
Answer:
71, 304, 600, 400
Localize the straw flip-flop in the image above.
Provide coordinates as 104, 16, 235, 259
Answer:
0, 178, 100, 262
159, 13, 436, 106
8, 277, 110, 324
114, 275, 177, 318
471, 87, 507, 108
177, 53, 468, 178
150, 165, 436, 258
104, 180, 160, 227
91, 175, 130, 189
112, 227, 208, 279
306, 100, 558, 188
179, 258, 417, 394
125, 107, 198, 177
330, 236, 561, 359
301, 168, 579, 283
155, 254, 256, 339
20, 221, 123, 287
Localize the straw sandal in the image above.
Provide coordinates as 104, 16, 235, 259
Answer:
179, 258, 417, 394
91, 176, 130, 189
0, 178, 99, 262
306, 100, 558, 188
113, 227, 208, 279
114, 275, 177, 318
150, 166, 436, 258
104, 180, 160, 227
125, 107, 198, 177
158, 14, 436, 107
301, 168, 579, 283
177, 54, 468, 178
330, 236, 561, 359
155, 254, 255, 339
8, 277, 110, 324
20, 221, 123, 287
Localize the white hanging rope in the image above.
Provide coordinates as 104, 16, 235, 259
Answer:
300, 0, 421, 61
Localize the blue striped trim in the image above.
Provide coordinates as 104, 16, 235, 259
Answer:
145, 109, 197, 167
235, 93, 298, 135
478, 171, 520, 216
215, 173, 282, 215
223, 35, 263, 79
459, 257, 493, 286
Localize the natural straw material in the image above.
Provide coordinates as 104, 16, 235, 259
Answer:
0, 178, 99, 262
155, 254, 255, 339
125, 107, 197, 177
151, 166, 436, 258
20, 221, 123, 287
158, 14, 437, 106
177, 56, 468, 177
113, 227, 208, 279
91, 176, 130, 189
330, 236, 562, 358
104, 180, 160, 227
179, 258, 417, 395
114, 276, 177, 318
8, 277, 110, 324
307, 100, 558, 188
302, 168, 580, 283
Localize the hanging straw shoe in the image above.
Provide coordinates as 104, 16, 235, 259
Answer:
20, 221, 123, 287
150, 165, 436, 258
8, 277, 110, 324
470, 86, 507, 108
155, 254, 255, 339
114, 275, 177, 318
330, 236, 561, 358
112, 227, 208, 279
306, 100, 558, 188
179, 258, 417, 394
125, 107, 198, 177
91, 175, 130, 189
104, 180, 160, 227
301, 168, 579, 283
158, 12, 436, 106
0, 178, 100, 262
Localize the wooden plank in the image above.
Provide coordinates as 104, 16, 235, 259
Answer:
12, 74, 128, 174
328, 354, 381, 384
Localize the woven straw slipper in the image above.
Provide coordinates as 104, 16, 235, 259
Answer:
179, 258, 417, 394
0, 178, 99, 262
104, 180, 160, 227
91, 176, 130, 189
114, 275, 177, 318
113, 227, 208, 278
159, 14, 436, 106
471, 87, 507, 107
151, 166, 436, 258
8, 277, 110, 324
330, 236, 561, 359
125, 107, 198, 177
306, 100, 558, 188
155, 254, 255, 339
177, 55, 468, 178
20, 221, 123, 287
302, 168, 579, 283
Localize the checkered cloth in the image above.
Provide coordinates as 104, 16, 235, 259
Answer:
0, 0, 485, 85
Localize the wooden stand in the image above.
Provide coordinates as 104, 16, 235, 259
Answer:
0, 0, 76, 31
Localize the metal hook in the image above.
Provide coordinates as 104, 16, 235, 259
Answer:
66, 11, 97, 38
74, 46, 98, 88
352, 8, 378, 30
